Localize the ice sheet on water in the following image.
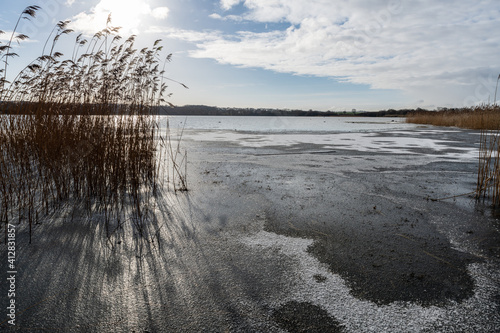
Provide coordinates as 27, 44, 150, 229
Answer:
184, 130, 477, 161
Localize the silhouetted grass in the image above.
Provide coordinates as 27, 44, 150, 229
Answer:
0, 7, 186, 242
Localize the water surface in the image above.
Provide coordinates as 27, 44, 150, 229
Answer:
161, 116, 415, 133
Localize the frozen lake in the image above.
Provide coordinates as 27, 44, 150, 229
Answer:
2, 116, 497, 332
161, 116, 478, 161
161, 116, 416, 133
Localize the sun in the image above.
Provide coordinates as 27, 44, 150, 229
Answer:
94, 0, 151, 34
71, 0, 163, 36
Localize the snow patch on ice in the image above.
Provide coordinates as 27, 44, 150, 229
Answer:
186, 131, 477, 161
240, 231, 500, 332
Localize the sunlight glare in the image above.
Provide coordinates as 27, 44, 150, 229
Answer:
71, 0, 167, 36
96, 0, 150, 34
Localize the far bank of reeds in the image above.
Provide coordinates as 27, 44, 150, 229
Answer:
407, 105, 500, 207
0, 7, 187, 242
406, 105, 500, 130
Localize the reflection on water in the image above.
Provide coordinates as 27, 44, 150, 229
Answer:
475, 201, 500, 220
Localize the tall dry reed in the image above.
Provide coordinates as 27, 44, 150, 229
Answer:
406, 105, 500, 130
476, 127, 500, 206
0, 7, 185, 242
407, 105, 500, 206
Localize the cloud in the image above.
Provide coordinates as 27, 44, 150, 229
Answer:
209, 13, 223, 20
152, 7, 169, 20
70, 0, 169, 36
220, 0, 242, 11
0, 31, 14, 43
209, 13, 243, 22
0, 31, 38, 44
182, 0, 500, 107
147, 26, 222, 43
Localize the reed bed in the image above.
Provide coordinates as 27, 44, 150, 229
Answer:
0, 7, 186, 242
406, 105, 500, 130
407, 105, 500, 206
476, 127, 500, 206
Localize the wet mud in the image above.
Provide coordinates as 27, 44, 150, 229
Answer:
272, 301, 344, 332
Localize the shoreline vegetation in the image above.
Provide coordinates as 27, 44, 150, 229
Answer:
0, 7, 187, 243
406, 105, 500, 130
407, 105, 500, 207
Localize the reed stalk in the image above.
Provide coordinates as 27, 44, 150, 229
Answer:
0, 8, 186, 242
407, 105, 500, 206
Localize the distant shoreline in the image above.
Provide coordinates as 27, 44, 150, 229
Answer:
157, 105, 412, 117
0, 101, 419, 117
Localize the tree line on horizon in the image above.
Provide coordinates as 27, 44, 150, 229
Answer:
157, 105, 421, 117
0, 102, 428, 117
7, 101, 487, 118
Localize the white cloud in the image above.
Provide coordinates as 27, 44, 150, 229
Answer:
209, 13, 243, 22
65, 0, 75, 6
152, 7, 169, 20
220, 0, 242, 11
0, 31, 38, 44
147, 26, 222, 43
0, 31, 13, 43
209, 13, 223, 20
70, 0, 169, 36
174, 0, 500, 107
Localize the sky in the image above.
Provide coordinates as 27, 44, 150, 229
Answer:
1, 0, 499, 111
